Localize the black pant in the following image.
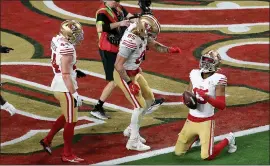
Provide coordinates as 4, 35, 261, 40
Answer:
99, 49, 117, 81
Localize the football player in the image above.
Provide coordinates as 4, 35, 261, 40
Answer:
0, 45, 16, 116
40, 20, 85, 163
174, 50, 237, 160
114, 14, 181, 151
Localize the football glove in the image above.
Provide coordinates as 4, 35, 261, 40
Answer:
72, 92, 83, 107
168, 47, 181, 54
1, 46, 14, 53
128, 81, 140, 96
76, 70, 86, 78
196, 89, 209, 100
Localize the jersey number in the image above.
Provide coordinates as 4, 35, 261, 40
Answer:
51, 53, 61, 73
135, 50, 145, 64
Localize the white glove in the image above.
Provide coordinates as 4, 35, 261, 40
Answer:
72, 92, 83, 107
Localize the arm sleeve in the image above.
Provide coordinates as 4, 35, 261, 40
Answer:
96, 13, 107, 24
96, 13, 112, 32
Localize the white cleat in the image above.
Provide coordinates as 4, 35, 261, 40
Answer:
1, 102, 16, 116
126, 137, 151, 151
123, 126, 146, 143
226, 132, 237, 153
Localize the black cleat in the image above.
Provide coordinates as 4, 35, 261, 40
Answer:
40, 139, 52, 155
90, 105, 110, 120
145, 98, 165, 115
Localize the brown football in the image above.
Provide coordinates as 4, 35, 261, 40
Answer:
183, 91, 197, 109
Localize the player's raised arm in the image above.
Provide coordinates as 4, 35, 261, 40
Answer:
147, 39, 182, 54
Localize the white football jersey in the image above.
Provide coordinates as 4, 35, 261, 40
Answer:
118, 23, 148, 70
189, 69, 227, 118
50, 35, 78, 92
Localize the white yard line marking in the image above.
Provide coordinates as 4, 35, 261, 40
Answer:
93, 125, 269, 165
120, 3, 269, 10
1, 109, 105, 147
1, 74, 133, 113
218, 41, 270, 67
43, 1, 269, 29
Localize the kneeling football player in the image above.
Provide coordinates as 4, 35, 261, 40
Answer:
174, 50, 237, 160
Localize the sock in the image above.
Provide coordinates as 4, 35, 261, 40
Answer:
207, 138, 229, 160
130, 108, 143, 139
63, 122, 76, 156
0, 95, 7, 106
45, 115, 66, 143
96, 99, 104, 108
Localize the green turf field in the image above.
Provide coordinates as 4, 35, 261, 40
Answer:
125, 131, 270, 165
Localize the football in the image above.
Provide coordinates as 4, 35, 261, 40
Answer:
183, 91, 197, 109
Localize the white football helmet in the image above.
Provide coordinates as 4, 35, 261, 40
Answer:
199, 50, 221, 73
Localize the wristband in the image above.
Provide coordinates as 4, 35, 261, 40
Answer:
127, 81, 132, 85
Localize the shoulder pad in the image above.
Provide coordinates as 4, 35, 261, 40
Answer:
212, 73, 227, 86
58, 42, 74, 56
189, 69, 200, 79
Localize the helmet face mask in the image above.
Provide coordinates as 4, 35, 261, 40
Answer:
137, 15, 160, 40
199, 50, 221, 73
60, 20, 84, 45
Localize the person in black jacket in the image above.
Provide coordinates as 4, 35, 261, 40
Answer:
90, 0, 133, 120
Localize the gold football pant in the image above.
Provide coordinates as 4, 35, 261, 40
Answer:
175, 117, 215, 159
113, 71, 154, 109
54, 92, 78, 123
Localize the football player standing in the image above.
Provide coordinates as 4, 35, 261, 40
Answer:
114, 15, 181, 151
174, 50, 237, 160
40, 20, 85, 163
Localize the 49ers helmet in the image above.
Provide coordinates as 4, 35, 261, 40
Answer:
137, 15, 161, 39
199, 50, 221, 73
60, 20, 84, 45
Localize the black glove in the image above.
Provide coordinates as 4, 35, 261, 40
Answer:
1, 46, 14, 53
107, 34, 121, 46
138, 0, 152, 15
76, 70, 86, 78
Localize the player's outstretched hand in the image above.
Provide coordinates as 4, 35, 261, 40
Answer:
1, 46, 14, 53
168, 47, 181, 54
76, 70, 86, 78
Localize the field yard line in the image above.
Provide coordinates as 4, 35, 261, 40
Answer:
44, 1, 269, 28
1, 112, 105, 147
120, 3, 269, 10
93, 125, 269, 165
161, 22, 269, 28
1, 74, 133, 113
218, 41, 270, 67
1, 62, 183, 96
